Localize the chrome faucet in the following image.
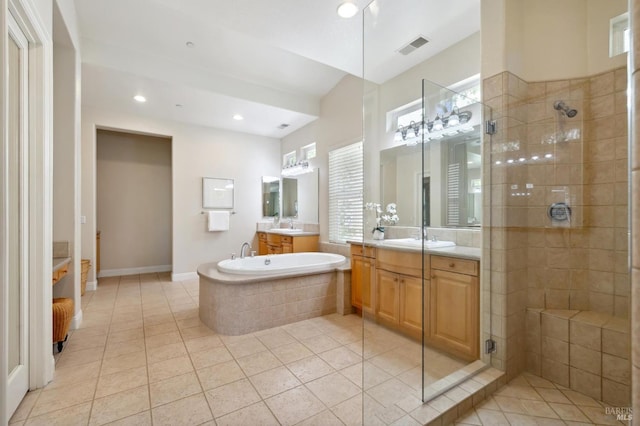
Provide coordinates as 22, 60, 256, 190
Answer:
288, 218, 294, 229
240, 242, 252, 259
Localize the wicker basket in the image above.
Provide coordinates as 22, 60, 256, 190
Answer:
81, 259, 91, 295
52, 298, 74, 352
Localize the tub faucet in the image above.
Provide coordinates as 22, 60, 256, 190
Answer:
240, 242, 252, 259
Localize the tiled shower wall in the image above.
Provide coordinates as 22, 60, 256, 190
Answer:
483, 66, 630, 382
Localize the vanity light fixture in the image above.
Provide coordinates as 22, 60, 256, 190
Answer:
233, 114, 244, 121
395, 109, 472, 144
337, 1, 358, 18
133, 95, 147, 103
282, 160, 313, 177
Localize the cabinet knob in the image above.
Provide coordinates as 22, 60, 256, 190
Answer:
449, 262, 455, 268
431, 275, 435, 279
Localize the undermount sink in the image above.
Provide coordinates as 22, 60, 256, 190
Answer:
268, 228, 304, 235
381, 238, 456, 249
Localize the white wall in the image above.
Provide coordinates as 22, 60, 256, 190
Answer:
96, 130, 172, 274
281, 75, 364, 243
82, 107, 281, 279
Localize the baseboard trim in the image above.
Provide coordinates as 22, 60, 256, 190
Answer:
171, 271, 198, 282
86, 280, 97, 291
70, 309, 83, 330
98, 265, 172, 278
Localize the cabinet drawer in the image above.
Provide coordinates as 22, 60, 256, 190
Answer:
431, 256, 478, 276
350, 244, 376, 258
266, 233, 281, 245
257, 232, 267, 242
281, 236, 293, 244
376, 249, 426, 278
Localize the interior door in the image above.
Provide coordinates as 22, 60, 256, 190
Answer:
6, 11, 30, 418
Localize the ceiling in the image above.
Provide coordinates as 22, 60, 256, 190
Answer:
74, 0, 480, 138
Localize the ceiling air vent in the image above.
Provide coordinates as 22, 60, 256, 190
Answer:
277, 123, 290, 130
398, 35, 429, 55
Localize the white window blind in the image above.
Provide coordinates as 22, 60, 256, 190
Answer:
328, 142, 363, 243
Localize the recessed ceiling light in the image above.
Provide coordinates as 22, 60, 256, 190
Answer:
233, 114, 244, 121
337, 2, 358, 18
133, 95, 146, 103
175, 104, 183, 108
186, 41, 195, 48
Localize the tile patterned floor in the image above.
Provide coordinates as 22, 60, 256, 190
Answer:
9, 273, 629, 425
455, 373, 631, 426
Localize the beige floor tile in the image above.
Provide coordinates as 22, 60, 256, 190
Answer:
297, 409, 344, 426
502, 412, 540, 425
149, 371, 202, 407
271, 342, 314, 364
264, 385, 326, 425
205, 378, 262, 418
103, 339, 145, 360
175, 315, 203, 330
31, 379, 96, 417
409, 402, 441, 425
9, 390, 40, 423
475, 408, 510, 426
142, 312, 174, 327
179, 324, 215, 340
549, 402, 591, 422
24, 402, 91, 426
520, 399, 560, 419
454, 408, 482, 425
367, 378, 417, 408
300, 334, 342, 354
389, 414, 422, 426
226, 337, 269, 359
108, 328, 144, 344
561, 389, 603, 407
215, 401, 279, 426
579, 405, 623, 425
102, 410, 151, 426
189, 346, 233, 370
148, 355, 194, 383
196, 360, 246, 391
287, 355, 335, 383
249, 365, 302, 398
63, 333, 108, 353
47, 360, 101, 389
318, 346, 361, 370
144, 331, 182, 349
95, 366, 148, 399
306, 372, 361, 407
493, 395, 529, 414
151, 393, 213, 426
255, 329, 297, 349
108, 320, 144, 334
89, 385, 149, 425
100, 350, 147, 377
284, 323, 324, 340
331, 394, 363, 426
184, 335, 224, 354
146, 341, 188, 365
144, 321, 178, 337
237, 350, 283, 376
394, 393, 423, 413
537, 387, 573, 404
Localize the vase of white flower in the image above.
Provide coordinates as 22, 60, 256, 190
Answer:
366, 202, 399, 240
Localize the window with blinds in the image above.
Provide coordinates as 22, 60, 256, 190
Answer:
328, 141, 363, 243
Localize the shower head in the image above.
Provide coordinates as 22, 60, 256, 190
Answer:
553, 100, 578, 118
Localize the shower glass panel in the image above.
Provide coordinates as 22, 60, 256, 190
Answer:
362, 2, 493, 420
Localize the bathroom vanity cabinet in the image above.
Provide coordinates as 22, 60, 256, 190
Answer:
257, 232, 319, 255
429, 255, 479, 360
350, 243, 480, 361
350, 245, 376, 314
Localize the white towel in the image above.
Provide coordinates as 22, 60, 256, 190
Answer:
207, 211, 230, 231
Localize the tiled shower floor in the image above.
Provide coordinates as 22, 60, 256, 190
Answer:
9, 273, 627, 425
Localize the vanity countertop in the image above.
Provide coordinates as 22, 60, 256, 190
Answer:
263, 229, 320, 237
348, 239, 481, 261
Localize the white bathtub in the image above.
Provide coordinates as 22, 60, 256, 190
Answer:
217, 252, 346, 275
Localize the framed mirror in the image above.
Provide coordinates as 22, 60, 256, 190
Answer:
262, 176, 280, 217
281, 169, 319, 223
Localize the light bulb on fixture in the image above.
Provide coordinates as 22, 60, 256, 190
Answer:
337, 1, 358, 18
432, 115, 444, 131
446, 109, 460, 127
233, 114, 244, 121
133, 95, 146, 103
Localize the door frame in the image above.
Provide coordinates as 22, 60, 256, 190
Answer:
1, 0, 53, 422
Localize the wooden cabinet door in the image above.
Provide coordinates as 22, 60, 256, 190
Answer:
376, 269, 400, 325
400, 275, 424, 338
430, 269, 479, 360
351, 256, 375, 314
